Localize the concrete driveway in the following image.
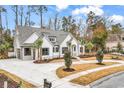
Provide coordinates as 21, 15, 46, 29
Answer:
0, 59, 64, 87
0, 58, 85, 88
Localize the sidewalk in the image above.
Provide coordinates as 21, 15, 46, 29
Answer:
52, 63, 124, 88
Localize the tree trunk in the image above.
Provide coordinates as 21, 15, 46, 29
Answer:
20, 14, 23, 26
40, 12, 42, 28
40, 48, 42, 60
28, 6, 31, 26
5, 12, 8, 29
40, 6, 43, 28
16, 5, 18, 26
37, 48, 39, 60
0, 12, 2, 29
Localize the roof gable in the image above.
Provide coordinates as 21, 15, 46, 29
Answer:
16, 26, 70, 46
23, 32, 39, 44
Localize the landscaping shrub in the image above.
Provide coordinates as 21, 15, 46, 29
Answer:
64, 51, 72, 70
120, 50, 124, 54
111, 56, 119, 60
96, 49, 104, 64
117, 42, 123, 53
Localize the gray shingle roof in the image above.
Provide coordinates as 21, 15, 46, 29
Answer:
17, 26, 69, 46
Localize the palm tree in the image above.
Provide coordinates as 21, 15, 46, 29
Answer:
32, 5, 47, 28
33, 38, 43, 60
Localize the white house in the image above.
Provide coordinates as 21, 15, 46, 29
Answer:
14, 26, 84, 60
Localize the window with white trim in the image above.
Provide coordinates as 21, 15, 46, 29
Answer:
53, 46, 59, 53
49, 37, 56, 42
24, 48, 31, 56
42, 48, 49, 55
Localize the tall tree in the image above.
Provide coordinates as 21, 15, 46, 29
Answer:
62, 16, 75, 32
19, 6, 24, 26
27, 5, 35, 26
0, 6, 6, 43
56, 19, 61, 31
86, 11, 95, 34
27, 5, 31, 26
62, 16, 79, 39
111, 23, 122, 40
54, 13, 58, 31
0, 6, 6, 29
11, 5, 19, 27
5, 12, 8, 29
32, 5, 47, 28
92, 22, 108, 50
48, 17, 52, 30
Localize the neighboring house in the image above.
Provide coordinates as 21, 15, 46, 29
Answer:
14, 26, 83, 60
106, 33, 124, 50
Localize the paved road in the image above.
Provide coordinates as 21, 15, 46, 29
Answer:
93, 72, 124, 88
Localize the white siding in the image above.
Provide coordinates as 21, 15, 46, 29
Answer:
42, 37, 53, 59
22, 47, 33, 60
60, 34, 80, 57
24, 33, 38, 44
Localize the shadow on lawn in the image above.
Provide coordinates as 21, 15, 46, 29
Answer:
63, 68, 75, 72
96, 63, 106, 65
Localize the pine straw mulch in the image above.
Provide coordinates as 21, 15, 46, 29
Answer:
56, 62, 119, 78
71, 65, 124, 86
0, 69, 36, 88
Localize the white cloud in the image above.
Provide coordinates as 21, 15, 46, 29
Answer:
72, 5, 104, 16
109, 15, 124, 24
56, 5, 69, 11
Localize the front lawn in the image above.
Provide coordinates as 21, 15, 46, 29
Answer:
71, 65, 124, 86
56, 62, 119, 78
0, 69, 35, 88
80, 54, 124, 61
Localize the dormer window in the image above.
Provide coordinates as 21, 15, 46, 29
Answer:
49, 36, 56, 42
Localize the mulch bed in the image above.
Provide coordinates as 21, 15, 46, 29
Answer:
79, 54, 95, 58
0, 73, 18, 88
33, 60, 47, 64
33, 57, 78, 64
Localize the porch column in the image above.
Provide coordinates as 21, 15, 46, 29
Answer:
83, 45, 85, 55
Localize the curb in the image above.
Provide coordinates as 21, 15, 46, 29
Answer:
89, 71, 124, 88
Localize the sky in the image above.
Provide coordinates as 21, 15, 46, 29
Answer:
1, 5, 124, 31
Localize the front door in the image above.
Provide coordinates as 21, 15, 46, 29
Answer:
72, 45, 76, 56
